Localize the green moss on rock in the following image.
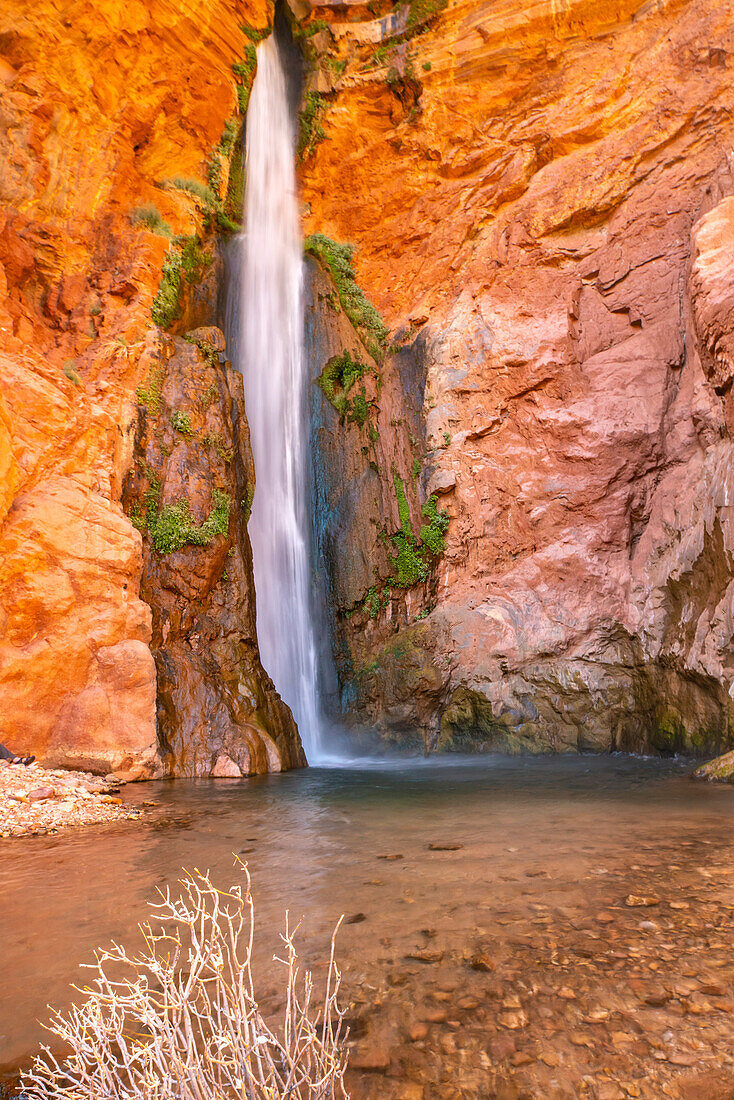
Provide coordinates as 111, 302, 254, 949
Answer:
304, 234, 388, 361
317, 350, 375, 429
135, 364, 166, 414
151, 237, 210, 330
149, 490, 230, 553
131, 204, 172, 238
171, 410, 193, 437
406, 0, 448, 30
388, 479, 449, 589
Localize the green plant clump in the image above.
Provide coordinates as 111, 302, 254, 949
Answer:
317, 351, 375, 428
151, 236, 210, 330
388, 477, 449, 588
171, 410, 193, 436
406, 0, 448, 29
136, 488, 230, 553
419, 493, 450, 555
233, 44, 258, 114
151, 491, 229, 553
364, 585, 391, 620
152, 249, 184, 329
203, 429, 233, 463
240, 23, 270, 43
161, 178, 218, 206
131, 204, 172, 238
135, 364, 166, 414
324, 57, 347, 78
298, 92, 327, 162
223, 134, 244, 226
394, 472, 412, 534
130, 465, 161, 533
304, 234, 389, 361
63, 361, 81, 386
349, 387, 371, 429
293, 18, 330, 39
241, 484, 255, 524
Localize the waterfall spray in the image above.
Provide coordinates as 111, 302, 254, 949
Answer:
234, 35, 322, 761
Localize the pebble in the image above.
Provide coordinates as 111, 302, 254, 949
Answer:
0, 761, 142, 837
498, 1010, 528, 1029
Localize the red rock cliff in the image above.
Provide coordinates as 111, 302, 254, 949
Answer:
3, 0, 734, 766
299, 0, 734, 753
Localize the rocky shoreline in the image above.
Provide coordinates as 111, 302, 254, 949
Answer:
0, 760, 144, 839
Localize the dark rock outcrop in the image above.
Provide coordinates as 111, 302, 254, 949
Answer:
123, 326, 305, 777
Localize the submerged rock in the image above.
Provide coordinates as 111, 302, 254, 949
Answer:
692, 750, 734, 783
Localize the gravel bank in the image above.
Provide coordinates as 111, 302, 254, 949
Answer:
0, 760, 143, 838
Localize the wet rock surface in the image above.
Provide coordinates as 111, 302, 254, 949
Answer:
123, 327, 305, 777
343, 831, 734, 1100
0, 0, 272, 768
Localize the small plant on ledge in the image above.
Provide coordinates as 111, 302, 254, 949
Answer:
130, 204, 172, 238
170, 410, 193, 437
132, 481, 231, 555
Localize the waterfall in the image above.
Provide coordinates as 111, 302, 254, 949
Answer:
233, 34, 322, 761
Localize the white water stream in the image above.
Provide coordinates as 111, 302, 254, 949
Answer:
234, 35, 322, 761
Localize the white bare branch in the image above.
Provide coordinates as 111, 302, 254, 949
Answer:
21, 865, 350, 1100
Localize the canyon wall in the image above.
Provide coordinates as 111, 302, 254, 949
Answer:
0, 0, 303, 775
3, 0, 734, 768
299, 0, 734, 754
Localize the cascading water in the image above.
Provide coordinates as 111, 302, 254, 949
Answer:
230, 34, 323, 761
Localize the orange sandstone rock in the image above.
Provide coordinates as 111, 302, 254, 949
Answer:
0, 0, 289, 775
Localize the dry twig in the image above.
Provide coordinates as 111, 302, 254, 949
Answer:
21, 864, 349, 1099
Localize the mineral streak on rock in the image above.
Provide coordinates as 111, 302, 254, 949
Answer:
300, 0, 734, 755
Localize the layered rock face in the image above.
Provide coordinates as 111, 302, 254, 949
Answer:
300, 0, 734, 753
124, 327, 304, 777
0, 0, 304, 775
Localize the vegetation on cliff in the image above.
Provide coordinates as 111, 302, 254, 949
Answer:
297, 92, 327, 162
232, 24, 268, 114
131, 470, 230, 555
130, 204, 172, 238
305, 234, 389, 361
388, 476, 448, 587
316, 350, 375, 428
150, 236, 211, 329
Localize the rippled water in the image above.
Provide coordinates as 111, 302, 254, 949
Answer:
3, 755, 734, 1093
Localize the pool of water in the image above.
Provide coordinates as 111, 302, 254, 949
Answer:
3, 754, 734, 1097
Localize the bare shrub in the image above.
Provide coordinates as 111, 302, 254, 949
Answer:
21, 865, 349, 1099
